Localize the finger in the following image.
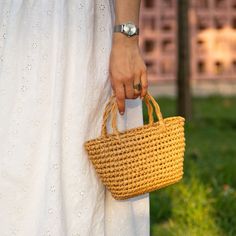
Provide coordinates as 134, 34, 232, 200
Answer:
133, 74, 142, 98
140, 70, 148, 99
114, 83, 126, 115
124, 80, 134, 99
109, 72, 116, 95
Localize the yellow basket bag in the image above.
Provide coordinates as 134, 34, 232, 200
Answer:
84, 91, 186, 200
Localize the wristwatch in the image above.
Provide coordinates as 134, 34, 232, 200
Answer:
113, 22, 139, 37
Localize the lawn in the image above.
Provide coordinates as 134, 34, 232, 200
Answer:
142, 95, 236, 236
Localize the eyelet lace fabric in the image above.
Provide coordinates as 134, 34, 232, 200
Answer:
0, 0, 149, 235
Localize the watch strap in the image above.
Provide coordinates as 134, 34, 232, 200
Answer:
114, 25, 123, 33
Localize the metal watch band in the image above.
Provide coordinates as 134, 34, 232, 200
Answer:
113, 25, 123, 33
113, 24, 139, 36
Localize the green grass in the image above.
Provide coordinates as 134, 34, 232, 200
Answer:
142, 95, 236, 236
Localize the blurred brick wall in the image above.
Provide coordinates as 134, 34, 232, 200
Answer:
140, 0, 236, 83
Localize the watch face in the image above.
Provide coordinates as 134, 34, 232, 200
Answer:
123, 23, 136, 36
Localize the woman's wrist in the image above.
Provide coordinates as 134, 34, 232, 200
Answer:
112, 33, 139, 47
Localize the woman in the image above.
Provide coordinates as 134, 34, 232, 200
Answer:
0, 0, 149, 235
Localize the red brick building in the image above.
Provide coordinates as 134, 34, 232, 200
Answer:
140, 0, 236, 82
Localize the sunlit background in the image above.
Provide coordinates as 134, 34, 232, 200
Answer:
139, 1, 236, 235
139, 0, 236, 96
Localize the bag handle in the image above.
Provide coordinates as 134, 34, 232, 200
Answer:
101, 91, 164, 138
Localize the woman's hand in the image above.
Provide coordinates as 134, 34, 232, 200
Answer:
109, 34, 148, 115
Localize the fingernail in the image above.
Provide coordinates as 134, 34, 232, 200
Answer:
120, 111, 124, 115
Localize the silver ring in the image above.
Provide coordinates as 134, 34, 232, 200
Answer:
133, 82, 142, 91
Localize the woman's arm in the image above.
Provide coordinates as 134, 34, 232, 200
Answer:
114, 0, 140, 25
109, 0, 148, 115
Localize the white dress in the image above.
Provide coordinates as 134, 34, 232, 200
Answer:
0, 1, 150, 235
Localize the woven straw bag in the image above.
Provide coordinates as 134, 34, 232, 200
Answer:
84, 91, 186, 200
